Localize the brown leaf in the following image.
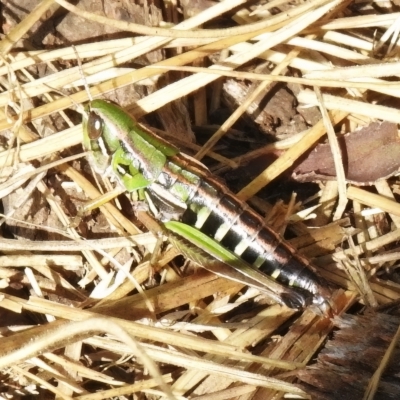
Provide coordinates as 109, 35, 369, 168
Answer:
293, 122, 400, 185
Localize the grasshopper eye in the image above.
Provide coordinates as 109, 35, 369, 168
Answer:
87, 112, 103, 140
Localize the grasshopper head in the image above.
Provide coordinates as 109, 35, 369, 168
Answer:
82, 100, 128, 174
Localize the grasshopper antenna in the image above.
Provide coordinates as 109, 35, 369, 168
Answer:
73, 45, 93, 103
44, 46, 90, 116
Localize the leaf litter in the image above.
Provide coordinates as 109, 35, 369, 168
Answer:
0, 0, 399, 399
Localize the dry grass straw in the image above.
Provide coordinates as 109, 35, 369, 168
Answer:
0, 0, 399, 398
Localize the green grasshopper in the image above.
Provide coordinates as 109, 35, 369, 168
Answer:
82, 99, 332, 315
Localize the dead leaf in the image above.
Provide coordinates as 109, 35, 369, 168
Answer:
293, 122, 400, 185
